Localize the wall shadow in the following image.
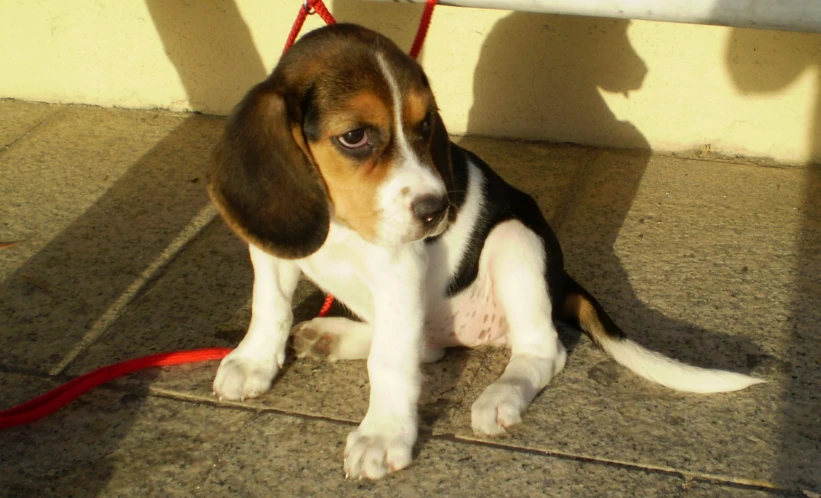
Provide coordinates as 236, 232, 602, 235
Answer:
145, 0, 270, 113
1, 1, 267, 495
714, 15, 821, 490
469, 13, 647, 147
469, 13, 765, 375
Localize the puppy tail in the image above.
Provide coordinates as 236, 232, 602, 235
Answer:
561, 277, 765, 393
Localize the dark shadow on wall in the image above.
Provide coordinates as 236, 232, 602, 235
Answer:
469, 13, 765, 374
146, 0, 269, 113
469, 14, 648, 147
0, 2, 268, 496
715, 16, 821, 490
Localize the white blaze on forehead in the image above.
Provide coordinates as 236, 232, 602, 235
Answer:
375, 53, 415, 163
373, 52, 444, 192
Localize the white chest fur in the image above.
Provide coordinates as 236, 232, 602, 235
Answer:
296, 162, 508, 348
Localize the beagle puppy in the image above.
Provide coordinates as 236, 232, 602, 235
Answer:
207, 24, 763, 480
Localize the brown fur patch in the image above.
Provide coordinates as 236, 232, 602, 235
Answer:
562, 280, 628, 342
323, 92, 390, 138
308, 90, 394, 240
565, 294, 599, 333
404, 88, 431, 128
311, 144, 393, 241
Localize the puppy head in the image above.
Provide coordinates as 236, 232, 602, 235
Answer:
207, 24, 452, 258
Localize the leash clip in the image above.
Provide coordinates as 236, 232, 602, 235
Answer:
303, 0, 316, 15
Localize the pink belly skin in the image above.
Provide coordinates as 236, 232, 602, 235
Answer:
424, 276, 509, 349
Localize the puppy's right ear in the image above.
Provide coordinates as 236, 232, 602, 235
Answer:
207, 85, 330, 259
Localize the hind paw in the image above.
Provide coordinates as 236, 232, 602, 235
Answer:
291, 321, 341, 361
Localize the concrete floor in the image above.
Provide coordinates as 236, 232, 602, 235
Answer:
0, 99, 819, 497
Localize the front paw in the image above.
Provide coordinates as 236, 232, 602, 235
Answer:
470, 384, 525, 437
213, 350, 279, 401
343, 418, 416, 480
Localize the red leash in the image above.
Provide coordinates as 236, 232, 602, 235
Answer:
283, 0, 338, 55
0, 349, 232, 430
409, 0, 438, 59
285, 0, 437, 59
0, 294, 335, 430
0, 0, 436, 430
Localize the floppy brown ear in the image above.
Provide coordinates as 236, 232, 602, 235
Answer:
207, 84, 330, 259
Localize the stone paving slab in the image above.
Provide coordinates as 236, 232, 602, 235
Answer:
449, 346, 784, 488
0, 105, 222, 372
682, 482, 790, 498
0, 99, 60, 150
0, 371, 785, 497
0, 371, 254, 498
198, 411, 691, 498
62, 218, 486, 432
552, 152, 820, 491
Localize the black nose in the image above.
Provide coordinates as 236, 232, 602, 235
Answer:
412, 194, 448, 226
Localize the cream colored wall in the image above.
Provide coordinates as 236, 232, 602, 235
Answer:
2, 0, 820, 164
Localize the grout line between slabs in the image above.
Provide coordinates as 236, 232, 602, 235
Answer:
48, 204, 219, 376
0, 105, 64, 154
144, 387, 798, 495
551, 148, 600, 234
0, 366, 800, 496
437, 434, 796, 495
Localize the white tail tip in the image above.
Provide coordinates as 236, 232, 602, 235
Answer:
602, 339, 766, 393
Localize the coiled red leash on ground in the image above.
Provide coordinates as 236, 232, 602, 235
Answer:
0, 0, 436, 430
0, 349, 233, 429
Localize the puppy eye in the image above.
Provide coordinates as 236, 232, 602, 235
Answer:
337, 128, 370, 149
420, 112, 434, 138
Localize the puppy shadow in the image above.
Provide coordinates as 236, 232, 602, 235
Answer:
469, 13, 766, 380
709, 8, 821, 486
557, 152, 769, 380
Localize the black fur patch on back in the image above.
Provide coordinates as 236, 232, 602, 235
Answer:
444, 144, 566, 308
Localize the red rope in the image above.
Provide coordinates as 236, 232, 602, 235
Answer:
409, 0, 438, 60
0, 294, 336, 429
1, 0, 437, 430
283, 0, 337, 55
317, 293, 335, 317
0, 348, 232, 429
310, 0, 337, 26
